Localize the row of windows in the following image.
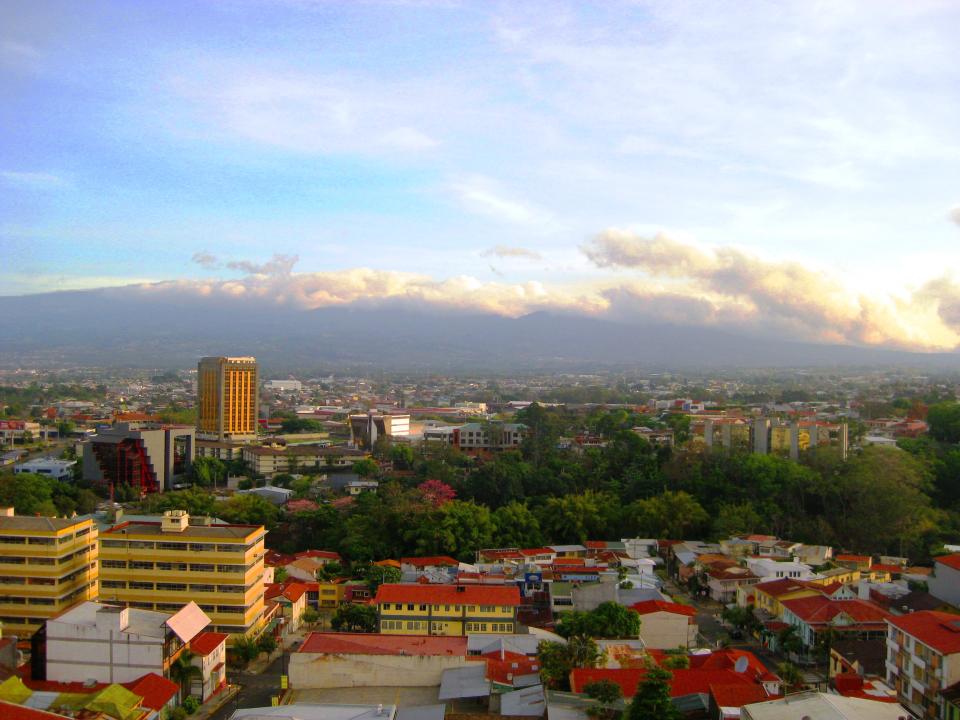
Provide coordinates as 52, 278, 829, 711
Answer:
382, 620, 426, 631
0, 549, 92, 567
466, 622, 513, 632
381, 603, 513, 613
0, 583, 94, 607
117, 599, 249, 615
102, 560, 247, 573
101, 539, 252, 553
101, 579, 247, 594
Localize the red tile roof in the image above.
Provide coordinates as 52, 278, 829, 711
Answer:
296, 550, 342, 561
190, 631, 228, 657
832, 673, 898, 703
125, 672, 179, 710
401, 556, 459, 567
265, 581, 309, 603
889, 611, 960, 654
375, 584, 521, 606
570, 667, 777, 701
935, 554, 960, 572
709, 683, 772, 708
472, 650, 541, 684
299, 632, 467, 656
630, 600, 697, 618
835, 554, 871, 562
753, 578, 821, 597
0, 702, 70, 720
871, 564, 902, 573
781, 597, 891, 626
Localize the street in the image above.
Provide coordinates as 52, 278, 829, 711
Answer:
209, 653, 286, 720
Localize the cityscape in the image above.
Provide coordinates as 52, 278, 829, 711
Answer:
4, 2, 960, 720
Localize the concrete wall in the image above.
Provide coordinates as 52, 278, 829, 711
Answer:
289, 652, 470, 689
637, 612, 695, 650
929, 561, 960, 608
46, 621, 164, 684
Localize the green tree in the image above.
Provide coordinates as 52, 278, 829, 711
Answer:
331, 604, 378, 632
662, 654, 689, 670
777, 661, 804, 692
712, 502, 763, 539
365, 564, 401, 593
213, 494, 280, 529
626, 666, 680, 720
537, 637, 601, 690
0, 472, 58, 516
928, 402, 960, 443
390, 444, 415, 470
230, 637, 260, 668
557, 603, 641, 639
353, 458, 379, 478
492, 501, 544, 548
664, 415, 691, 445
583, 679, 623, 704
190, 456, 226, 488
168, 650, 202, 702
631, 491, 708, 539
316, 561, 343, 581
257, 634, 277, 654
290, 476, 313, 498
406, 500, 494, 560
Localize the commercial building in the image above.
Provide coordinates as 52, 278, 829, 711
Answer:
375, 584, 520, 636
98, 510, 267, 640
44, 601, 211, 684
348, 411, 411, 449
0, 509, 99, 637
264, 379, 302, 393
289, 633, 469, 689
241, 444, 367, 477
197, 356, 260, 441
82, 422, 195, 495
885, 610, 960, 719
14, 457, 76, 481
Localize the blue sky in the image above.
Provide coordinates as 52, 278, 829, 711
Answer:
4, 0, 960, 349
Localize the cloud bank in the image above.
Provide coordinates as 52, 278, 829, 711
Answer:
89, 238, 959, 353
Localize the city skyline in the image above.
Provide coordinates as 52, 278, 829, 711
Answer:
4, 1, 960, 352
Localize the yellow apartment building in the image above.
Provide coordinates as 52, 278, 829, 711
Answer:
98, 510, 266, 641
0, 508, 99, 636
375, 584, 520, 636
197, 356, 259, 441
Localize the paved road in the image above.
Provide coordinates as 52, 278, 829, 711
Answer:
209, 654, 286, 720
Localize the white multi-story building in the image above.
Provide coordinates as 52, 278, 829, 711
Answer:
885, 610, 960, 719
929, 554, 960, 609
14, 457, 76, 480
45, 601, 210, 684
264, 379, 302, 392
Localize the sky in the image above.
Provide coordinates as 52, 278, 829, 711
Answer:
3, 0, 960, 351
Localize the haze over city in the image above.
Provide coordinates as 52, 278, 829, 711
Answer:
5, 1, 960, 356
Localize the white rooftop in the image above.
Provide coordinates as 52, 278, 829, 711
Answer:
230, 704, 398, 720
741, 691, 909, 720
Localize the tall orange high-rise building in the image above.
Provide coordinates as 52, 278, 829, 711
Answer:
197, 356, 259, 441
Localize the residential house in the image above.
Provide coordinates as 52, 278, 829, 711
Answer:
745, 558, 816, 582
707, 566, 760, 603
779, 597, 891, 650
630, 601, 698, 649
265, 582, 308, 636
188, 631, 228, 701
741, 691, 910, 720
400, 556, 460, 574
748, 579, 823, 618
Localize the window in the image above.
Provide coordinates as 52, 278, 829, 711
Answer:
190, 584, 216, 593
480, 605, 494, 612
101, 580, 126, 589
419, 604, 428, 611
130, 561, 154, 570
130, 581, 154, 590
157, 583, 188, 592
190, 564, 215, 573
407, 604, 414, 611
102, 540, 127, 548
102, 560, 127, 569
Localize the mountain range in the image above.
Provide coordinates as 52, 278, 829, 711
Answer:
0, 286, 957, 372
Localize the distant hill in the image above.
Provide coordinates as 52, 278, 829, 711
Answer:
0, 286, 957, 371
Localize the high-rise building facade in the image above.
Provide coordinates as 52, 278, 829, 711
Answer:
197, 356, 259, 441
98, 511, 266, 641
0, 508, 99, 636
82, 422, 195, 495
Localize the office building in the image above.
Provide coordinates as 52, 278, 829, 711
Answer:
197, 356, 260, 441
98, 510, 267, 641
0, 508, 99, 636
348, 411, 411, 449
82, 422, 195, 495
374, 584, 520, 636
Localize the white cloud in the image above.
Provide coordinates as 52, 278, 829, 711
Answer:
0, 171, 64, 189
450, 175, 556, 227
481, 245, 543, 261
378, 127, 439, 151
191, 251, 219, 268
950, 206, 960, 226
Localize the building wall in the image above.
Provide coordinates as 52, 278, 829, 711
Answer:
929, 562, 960, 608
378, 602, 516, 636
197, 356, 259, 441
45, 620, 166, 684
0, 517, 99, 636
637, 612, 694, 649
289, 652, 470, 688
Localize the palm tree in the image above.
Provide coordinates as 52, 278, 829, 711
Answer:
169, 650, 203, 703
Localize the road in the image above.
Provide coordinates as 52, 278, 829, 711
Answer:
209, 653, 286, 720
